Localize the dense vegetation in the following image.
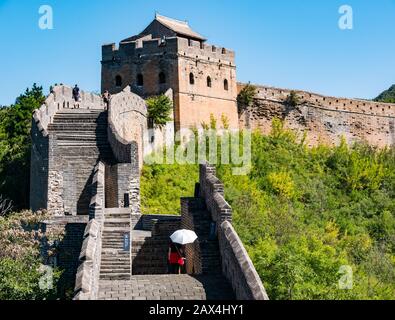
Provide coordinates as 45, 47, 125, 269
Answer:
375, 84, 395, 103
0, 210, 62, 300
0, 84, 45, 211
141, 121, 395, 300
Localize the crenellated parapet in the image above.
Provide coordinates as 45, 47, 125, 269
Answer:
238, 83, 395, 147
33, 85, 105, 136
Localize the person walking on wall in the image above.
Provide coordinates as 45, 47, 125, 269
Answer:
168, 241, 186, 274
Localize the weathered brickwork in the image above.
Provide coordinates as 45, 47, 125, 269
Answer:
42, 216, 89, 297
238, 83, 395, 147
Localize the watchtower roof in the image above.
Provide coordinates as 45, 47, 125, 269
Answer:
121, 13, 206, 43
155, 14, 206, 41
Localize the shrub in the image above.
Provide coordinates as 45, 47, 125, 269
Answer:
237, 83, 257, 108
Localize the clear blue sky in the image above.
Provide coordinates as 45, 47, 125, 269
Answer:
0, 0, 394, 106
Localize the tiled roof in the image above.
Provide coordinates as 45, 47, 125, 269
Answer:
155, 14, 206, 41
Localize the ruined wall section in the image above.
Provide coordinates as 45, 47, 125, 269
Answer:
238, 84, 395, 147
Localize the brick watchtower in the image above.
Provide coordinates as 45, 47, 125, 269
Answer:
101, 14, 238, 131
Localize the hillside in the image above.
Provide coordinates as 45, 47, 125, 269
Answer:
141, 122, 395, 300
374, 85, 395, 103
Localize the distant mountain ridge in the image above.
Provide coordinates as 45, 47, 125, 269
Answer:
374, 85, 395, 103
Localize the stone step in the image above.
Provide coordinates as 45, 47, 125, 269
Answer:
105, 214, 131, 219
101, 258, 130, 262
104, 218, 131, 223
104, 208, 131, 215
99, 274, 131, 280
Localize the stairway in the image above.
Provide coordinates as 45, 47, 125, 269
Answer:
47, 109, 117, 215
99, 208, 131, 280
48, 109, 116, 163
185, 199, 223, 274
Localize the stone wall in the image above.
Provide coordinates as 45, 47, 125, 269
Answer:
73, 219, 102, 300
30, 119, 49, 212
238, 83, 395, 147
42, 216, 89, 297
198, 163, 269, 300
107, 86, 147, 168
74, 163, 105, 300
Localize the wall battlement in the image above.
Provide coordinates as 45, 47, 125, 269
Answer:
238, 83, 395, 147
102, 37, 235, 65
244, 84, 395, 118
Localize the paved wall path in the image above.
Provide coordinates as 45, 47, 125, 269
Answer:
98, 275, 235, 300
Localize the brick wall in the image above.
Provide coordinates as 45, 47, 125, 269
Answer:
42, 216, 89, 297
30, 119, 49, 212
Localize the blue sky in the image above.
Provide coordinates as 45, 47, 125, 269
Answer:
0, 0, 394, 105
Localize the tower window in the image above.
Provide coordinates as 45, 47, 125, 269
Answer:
159, 72, 166, 84
207, 76, 212, 88
224, 79, 229, 91
137, 74, 144, 87
189, 73, 195, 85
222, 48, 227, 54
115, 75, 122, 87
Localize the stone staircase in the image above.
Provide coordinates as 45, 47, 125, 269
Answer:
191, 208, 223, 274
48, 109, 116, 164
99, 208, 131, 280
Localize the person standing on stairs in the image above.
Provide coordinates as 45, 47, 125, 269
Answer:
168, 241, 186, 274
102, 90, 111, 110
72, 84, 81, 108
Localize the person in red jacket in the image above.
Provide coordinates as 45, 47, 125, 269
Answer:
168, 241, 185, 274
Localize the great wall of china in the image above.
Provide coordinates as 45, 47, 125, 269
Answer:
238, 84, 395, 147
29, 14, 395, 300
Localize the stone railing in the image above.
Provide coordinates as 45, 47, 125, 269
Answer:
33, 85, 105, 136
107, 86, 147, 167
73, 162, 105, 300
219, 221, 269, 300
199, 163, 232, 223
89, 162, 105, 224
199, 162, 269, 300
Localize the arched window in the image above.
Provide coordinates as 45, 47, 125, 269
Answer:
159, 72, 166, 84
137, 74, 144, 87
224, 79, 229, 91
207, 76, 212, 88
115, 75, 122, 87
189, 73, 195, 85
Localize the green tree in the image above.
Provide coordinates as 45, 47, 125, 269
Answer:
146, 94, 173, 128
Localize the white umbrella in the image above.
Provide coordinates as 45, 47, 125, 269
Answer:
170, 229, 198, 245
